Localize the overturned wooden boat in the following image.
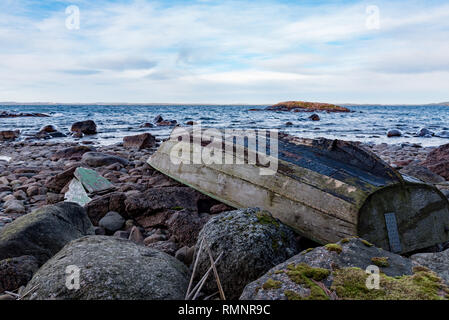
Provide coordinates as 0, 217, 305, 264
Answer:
148, 129, 449, 254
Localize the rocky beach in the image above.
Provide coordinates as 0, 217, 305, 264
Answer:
1, 110, 449, 300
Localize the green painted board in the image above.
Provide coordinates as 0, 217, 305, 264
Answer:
74, 167, 114, 194
64, 178, 92, 206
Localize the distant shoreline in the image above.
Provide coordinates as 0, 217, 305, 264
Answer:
1, 102, 449, 107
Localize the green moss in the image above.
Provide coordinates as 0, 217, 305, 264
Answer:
331, 267, 448, 300
171, 206, 184, 211
284, 290, 303, 300
274, 270, 284, 274
325, 243, 342, 254
341, 238, 350, 244
262, 278, 282, 290
284, 263, 331, 300
255, 210, 279, 227
371, 257, 390, 268
361, 239, 374, 247
301, 248, 315, 255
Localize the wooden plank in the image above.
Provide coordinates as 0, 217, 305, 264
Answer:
64, 178, 92, 206
74, 167, 114, 194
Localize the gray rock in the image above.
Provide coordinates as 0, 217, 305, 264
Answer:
387, 129, 402, 137
99, 211, 125, 233
23, 236, 190, 300
71, 120, 97, 135
240, 238, 414, 300
82, 152, 129, 167
0, 202, 94, 265
400, 164, 446, 184
416, 128, 434, 137
411, 249, 449, 285
193, 208, 299, 300
4, 199, 25, 214
0, 255, 39, 292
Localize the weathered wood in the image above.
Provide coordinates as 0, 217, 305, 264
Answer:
74, 167, 114, 194
148, 131, 449, 253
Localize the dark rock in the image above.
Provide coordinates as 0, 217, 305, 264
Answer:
0, 256, 39, 293
285, 122, 293, 126
98, 211, 125, 233
387, 129, 402, 137
399, 164, 446, 184
23, 236, 190, 300
240, 238, 417, 300
166, 209, 211, 247
50, 146, 95, 161
416, 128, 434, 137
85, 192, 127, 225
45, 165, 80, 193
125, 186, 216, 218
82, 152, 129, 167
0, 202, 94, 265
71, 120, 97, 135
123, 133, 156, 150
154, 115, 164, 123
422, 143, 449, 180
309, 114, 320, 121
140, 122, 154, 128
193, 208, 299, 299
210, 203, 233, 215
0, 130, 20, 141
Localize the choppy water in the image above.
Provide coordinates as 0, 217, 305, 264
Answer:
1, 104, 448, 147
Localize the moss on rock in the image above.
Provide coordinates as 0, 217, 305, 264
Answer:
331, 267, 449, 300
371, 257, 390, 268
262, 278, 282, 290
325, 243, 342, 254
284, 263, 331, 300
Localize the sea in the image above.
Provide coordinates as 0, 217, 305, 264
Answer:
1, 104, 449, 147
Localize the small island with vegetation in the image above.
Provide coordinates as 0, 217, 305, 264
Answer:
250, 101, 351, 113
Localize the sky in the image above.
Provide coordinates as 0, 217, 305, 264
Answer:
0, 0, 449, 104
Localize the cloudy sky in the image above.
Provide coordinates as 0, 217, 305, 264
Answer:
1, 0, 448, 104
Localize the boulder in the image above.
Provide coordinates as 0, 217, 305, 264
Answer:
0, 256, 39, 293
239, 238, 447, 300
50, 146, 95, 161
71, 120, 97, 135
422, 143, 449, 180
123, 133, 156, 150
411, 249, 449, 286
98, 211, 125, 233
387, 129, 402, 137
125, 186, 217, 218
416, 128, 434, 137
0, 202, 94, 265
4, 199, 26, 214
0, 130, 20, 141
309, 114, 320, 121
154, 115, 164, 123
81, 152, 129, 167
23, 236, 190, 300
399, 164, 446, 184
193, 208, 299, 300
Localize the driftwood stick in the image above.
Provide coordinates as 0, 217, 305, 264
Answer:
187, 252, 223, 300
185, 237, 204, 299
205, 240, 226, 300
